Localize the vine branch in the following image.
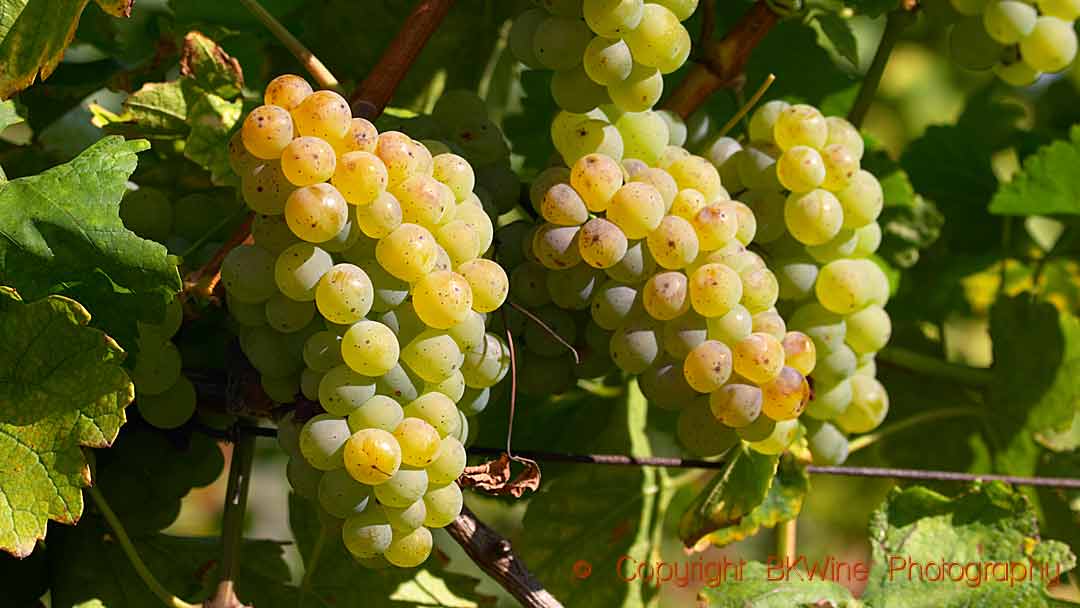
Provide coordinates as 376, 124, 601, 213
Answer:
847, 8, 915, 128
445, 507, 563, 608
349, 0, 457, 119
662, 0, 780, 119
206, 432, 256, 608
238, 0, 341, 91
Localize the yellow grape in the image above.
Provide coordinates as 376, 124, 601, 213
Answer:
607, 182, 664, 239
393, 417, 442, 467
533, 223, 583, 269
435, 220, 481, 266
692, 203, 739, 250
631, 167, 679, 211
666, 155, 725, 202
732, 332, 785, 384
333, 118, 379, 156
780, 330, 816, 374
242, 105, 294, 159
333, 151, 389, 206
578, 217, 628, 269
454, 202, 494, 255
412, 271, 474, 329
728, 200, 757, 246
682, 339, 733, 393
355, 191, 403, 238
760, 366, 810, 421
541, 182, 589, 226
241, 161, 293, 215
316, 263, 374, 324
394, 174, 453, 227
457, 259, 508, 312
285, 183, 349, 243
647, 215, 699, 269
643, 271, 690, 320
689, 263, 742, 318
292, 90, 352, 141
342, 320, 400, 376
784, 189, 843, 245
570, 153, 624, 212
774, 104, 828, 151
776, 145, 825, 193
825, 116, 864, 160
264, 74, 313, 110
376, 223, 438, 283
432, 153, 475, 202
344, 428, 402, 485
670, 188, 707, 221
281, 136, 337, 187
375, 131, 425, 187
820, 144, 859, 191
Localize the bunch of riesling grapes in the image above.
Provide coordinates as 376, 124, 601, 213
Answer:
943, 0, 1079, 84
510, 0, 696, 114
516, 123, 820, 459
708, 101, 892, 465
225, 74, 511, 569
550, 105, 685, 168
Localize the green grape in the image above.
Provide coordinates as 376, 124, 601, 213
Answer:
342, 509, 392, 558
333, 151, 389, 206
533, 16, 593, 70
524, 306, 578, 356
607, 182, 664, 239
658, 109, 688, 147
705, 303, 752, 345
275, 243, 333, 301
740, 190, 782, 244
280, 136, 336, 187
760, 366, 810, 421
262, 372, 298, 404
776, 145, 825, 193
807, 229, 857, 264
610, 316, 661, 373
222, 244, 277, 303
457, 259, 508, 313
384, 526, 433, 568
636, 358, 694, 409
301, 368, 323, 401
812, 343, 857, 385
843, 304, 891, 354
509, 8, 547, 67
344, 427, 402, 484
817, 144, 856, 191
229, 129, 261, 179
951, 0, 989, 15
138, 297, 183, 342
789, 302, 847, 353
242, 105, 294, 159
132, 339, 182, 396
393, 417, 442, 467
855, 353, 876, 377
688, 263, 742, 318
662, 312, 707, 358
732, 332, 785, 384
682, 339, 733, 392
284, 183, 349, 243
748, 99, 789, 143
806, 378, 852, 420
983, 1, 1037, 45
447, 311, 486, 356
736, 414, 775, 442
571, 153, 624, 212
735, 145, 782, 192
278, 412, 303, 457
667, 155, 724, 202
552, 64, 610, 113
510, 261, 552, 307
691, 203, 739, 251
624, 3, 686, 70
425, 437, 465, 486
120, 188, 172, 242
775, 258, 818, 301
458, 387, 491, 416
748, 418, 799, 455
591, 281, 641, 330
373, 468, 428, 508
994, 58, 1041, 86
377, 364, 421, 404
647, 215, 699, 269
318, 364, 377, 416
229, 294, 267, 327
815, 259, 875, 314
541, 182, 590, 226
300, 414, 352, 471
461, 333, 510, 388
615, 110, 669, 165
402, 330, 464, 383
851, 223, 881, 259
949, 16, 1005, 70
404, 393, 461, 438
834, 170, 882, 229
533, 223, 583, 269
240, 326, 303, 377
556, 117, 624, 165
781, 331, 816, 376
1020, 16, 1078, 73
547, 264, 602, 310
605, 239, 656, 283
348, 395, 405, 433
137, 376, 195, 429
333, 117, 380, 156
622, 158, 648, 177
671, 188, 707, 221
314, 263, 373, 325
287, 457, 323, 499
739, 266, 779, 314
773, 104, 828, 151
706, 136, 743, 189
519, 351, 574, 396
475, 162, 520, 215
252, 213, 300, 254
677, 398, 739, 457
631, 167, 679, 210
292, 90, 351, 141
318, 206, 362, 254
454, 201, 494, 255
340, 321, 399, 376
318, 468, 373, 519
584, 0, 644, 36
607, 63, 663, 112
751, 309, 786, 341
643, 271, 690, 320
375, 224, 437, 283
834, 376, 889, 433
583, 37, 634, 85
265, 293, 315, 333
423, 482, 463, 528
806, 421, 849, 465
1038, 0, 1080, 20
710, 383, 762, 428
384, 499, 427, 532
785, 189, 844, 246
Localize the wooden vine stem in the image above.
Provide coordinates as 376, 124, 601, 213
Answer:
662, 0, 780, 119
445, 507, 564, 608
350, 0, 458, 119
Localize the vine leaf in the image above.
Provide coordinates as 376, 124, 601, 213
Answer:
991, 125, 1080, 216
862, 142, 943, 269
698, 456, 809, 550
180, 30, 244, 98
862, 483, 1077, 606
696, 561, 857, 607
0, 0, 133, 99
813, 13, 859, 66
0, 287, 132, 557
678, 445, 779, 549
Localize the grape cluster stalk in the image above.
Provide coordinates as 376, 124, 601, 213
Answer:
224, 74, 511, 569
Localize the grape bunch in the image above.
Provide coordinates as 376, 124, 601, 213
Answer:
944, 0, 1079, 84
127, 296, 200, 429
708, 101, 892, 464
509, 0, 696, 113
225, 74, 511, 569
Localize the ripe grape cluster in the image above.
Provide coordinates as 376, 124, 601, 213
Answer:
225, 74, 511, 569
709, 102, 892, 464
945, 0, 1079, 84
510, 0, 695, 113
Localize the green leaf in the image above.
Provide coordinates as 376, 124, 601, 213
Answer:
814, 12, 859, 66
862, 483, 1076, 606
179, 31, 244, 99
991, 126, 1080, 216
0, 99, 23, 131
183, 93, 242, 185
502, 70, 559, 177
516, 383, 657, 607
49, 517, 297, 607
0, 136, 181, 305
863, 144, 943, 268
846, 0, 902, 17
119, 81, 190, 137
697, 456, 810, 549
0, 288, 132, 557
696, 561, 858, 607
288, 494, 487, 607
678, 446, 778, 548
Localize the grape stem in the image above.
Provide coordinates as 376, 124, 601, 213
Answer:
237, 0, 342, 92
847, 406, 984, 453
349, 0, 457, 119
776, 518, 797, 563
87, 486, 199, 608
717, 73, 776, 138
662, 0, 780, 119
206, 432, 256, 608
508, 301, 581, 364
847, 8, 916, 128
876, 346, 993, 388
